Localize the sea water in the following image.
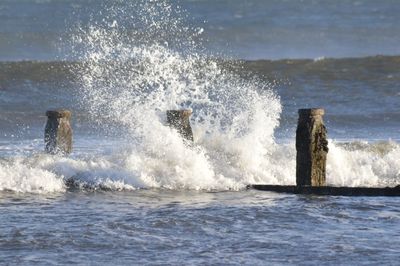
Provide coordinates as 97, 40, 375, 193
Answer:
0, 1, 399, 264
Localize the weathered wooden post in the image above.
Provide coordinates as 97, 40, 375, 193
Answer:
44, 109, 72, 154
296, 108, 328, 187
166, 109, 194, 142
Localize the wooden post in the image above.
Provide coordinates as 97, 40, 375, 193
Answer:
44, 109, 72, 154
166, 110, 194, 142
296, 108, 328, 186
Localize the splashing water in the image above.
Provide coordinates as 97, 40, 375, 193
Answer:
69, 0, 283, 190
327, 140, 400, 187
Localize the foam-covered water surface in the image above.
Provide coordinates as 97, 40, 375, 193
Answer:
1, 139, 399, 194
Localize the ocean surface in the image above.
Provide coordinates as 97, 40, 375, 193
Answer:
0, 0, 399, 265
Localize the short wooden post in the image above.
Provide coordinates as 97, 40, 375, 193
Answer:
166, 110, 194, 142
44, 109, 72, 154
296, 108, 328, 186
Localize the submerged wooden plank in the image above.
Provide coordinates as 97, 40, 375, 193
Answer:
250, 185, 400, 197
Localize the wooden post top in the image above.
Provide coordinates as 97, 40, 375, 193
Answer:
166, 109, 192, 116
298, 108, 325, 117
46, 109, 72, 119
166, 109, 194, 142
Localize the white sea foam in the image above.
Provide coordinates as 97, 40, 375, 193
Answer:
313, 56, 326, 62
327, 140, 400, 187
0, 157, 65, 193
0, 139, 399, 193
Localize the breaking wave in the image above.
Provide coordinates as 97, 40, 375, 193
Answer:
68, 0, 283, 191
0, 140, 399, 193
0, 1, 398, 193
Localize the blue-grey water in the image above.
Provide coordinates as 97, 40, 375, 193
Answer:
1, 190, 399, 265
1, 0, 400, 60
0, 0, 399, 265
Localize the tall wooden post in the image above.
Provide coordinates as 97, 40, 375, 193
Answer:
296, 108, 328, 187
44, 109, 72, 155
166, 110, 194, 142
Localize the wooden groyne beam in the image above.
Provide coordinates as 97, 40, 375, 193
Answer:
44, 109, 72, 155
41, 107, 398, 196
251, 108, 399, 196
296, 108, 328, 186
166, 109, 194, 142
250, 185, 400, 197
43, 108, 194, 156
